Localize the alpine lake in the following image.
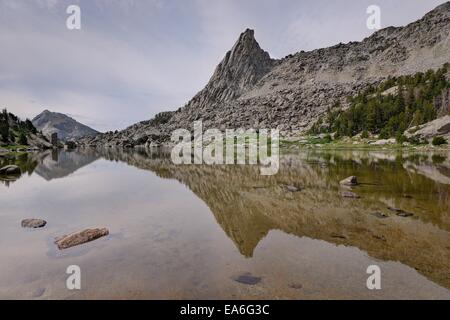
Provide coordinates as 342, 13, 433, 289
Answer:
0, 147, 449, 299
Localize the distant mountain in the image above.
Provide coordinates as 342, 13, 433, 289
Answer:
79, 2, 450, 147
32, 110, 99, 141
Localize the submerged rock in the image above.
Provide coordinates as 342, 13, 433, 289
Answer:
232, 273, 262, 285
341, 191, 360, 199
55, 228, 109, 250
0, 165, 21, 176
396, 211, 414, 218
371, 211, 389, 219
21, 219, 47, 229
286, 185, 301, 192
289, 283, 303, 290
387, 206, 414, 217
339, 176, 358, 186
32, 287, 46, 298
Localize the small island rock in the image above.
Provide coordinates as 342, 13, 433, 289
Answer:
21, 219, 47, 229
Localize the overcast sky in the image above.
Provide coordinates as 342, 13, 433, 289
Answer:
0, 0, 447, 132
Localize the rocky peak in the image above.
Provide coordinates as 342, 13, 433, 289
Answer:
213, 29, 275, 94
190, 29, 275, 107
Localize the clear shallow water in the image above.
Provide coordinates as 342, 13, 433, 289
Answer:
0, 148, 449, 299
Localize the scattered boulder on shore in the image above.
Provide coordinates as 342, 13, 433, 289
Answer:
340, 176, 358, 186
21, 219, 47, 229
0, 165, 21, 176
370, 138, 397, 145
55, 228, 109, 250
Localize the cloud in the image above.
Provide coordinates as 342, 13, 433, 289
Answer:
0, 0, 447, 131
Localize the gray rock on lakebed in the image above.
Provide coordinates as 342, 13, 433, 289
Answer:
0, 165, 21, 176
339, 176, 358, 187
286, 185, 301, 192
232, 272, 262, 285
21, 219, 47, 229
54, 228, 109, 250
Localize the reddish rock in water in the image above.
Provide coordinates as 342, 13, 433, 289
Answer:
55, 228, 109, 250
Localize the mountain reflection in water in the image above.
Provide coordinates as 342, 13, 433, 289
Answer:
1, 148, 449, 299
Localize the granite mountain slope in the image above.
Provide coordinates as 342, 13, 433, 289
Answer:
79, 2, 450, 148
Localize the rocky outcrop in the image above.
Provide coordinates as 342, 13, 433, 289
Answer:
55, 228, 109, 250
33, 110, 99, 141
405, 115, 450, 141
27, 133, 53, 149
0, 110, 51, 149
78, 3, 450, 148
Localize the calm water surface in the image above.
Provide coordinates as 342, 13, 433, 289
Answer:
0, 148, 449, 299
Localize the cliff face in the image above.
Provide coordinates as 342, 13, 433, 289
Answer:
79, 2, 450, 147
